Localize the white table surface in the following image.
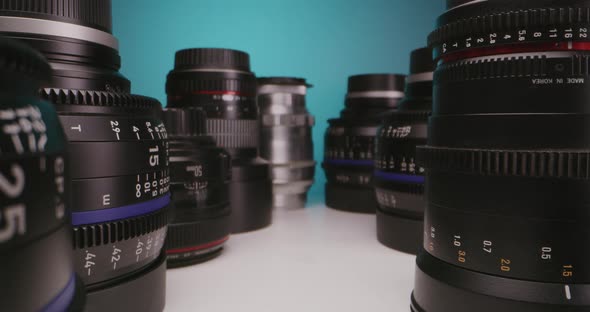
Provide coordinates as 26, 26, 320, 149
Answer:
165, 204, 416, 312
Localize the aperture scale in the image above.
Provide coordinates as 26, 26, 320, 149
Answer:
431, 5, 590, 59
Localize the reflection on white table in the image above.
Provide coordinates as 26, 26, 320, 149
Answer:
165, 205, 416, 312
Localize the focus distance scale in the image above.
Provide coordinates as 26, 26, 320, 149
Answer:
0, 1, 170, 311
163, 108, 232, 267
0, 38, 85, 312
258, 77, 316, 210
167, 48, 273, 233
375, 47, 434, 255
323, 74, 405, 213
412, 1, 590, 311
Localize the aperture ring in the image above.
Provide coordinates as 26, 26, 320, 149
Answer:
59, 114, 168, 142
430, 6, 590, 57
418, 146, 590, 179
71, 170, 170, 212
68, 140, 169, 179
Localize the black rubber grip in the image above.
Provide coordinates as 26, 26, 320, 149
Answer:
206, 119, 259, 148
418, 146, 590, 179
0, 0, 113, 32
42, 88, 162, 111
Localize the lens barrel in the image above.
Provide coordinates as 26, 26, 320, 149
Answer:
0, 37, 85, 312
163, 108, 231, 267
257, 77, 315, 210
375, 48, 434, 254
323, 74, 405, 213
44, 89, 169, 312
167, 48, 273, 233
0, 2, 170, 311
412, 1, 590, 311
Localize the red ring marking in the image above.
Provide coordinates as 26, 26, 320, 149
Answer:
166, 236, 229, 255
440, 41, 590, 63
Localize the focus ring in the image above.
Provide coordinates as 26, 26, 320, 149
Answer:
0, 0, 112, 31
41, 88, 162, 110
72, 206, 168, 250
166, 77, 257, 95
430, 6, 590, 48
174, 48, 250, 71
437, 54, 590, 82
207, 119, 259, 148
418, 146, 590, 179
165, 209, 230, 251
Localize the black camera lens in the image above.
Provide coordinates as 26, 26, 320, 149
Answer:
412, 1, 590, 311
323, 74, 405, 213
257, 77, 315, 210
0, 1, 170, 311
0, 0, 130, 92
0, 38, 84, 312
162, 108, 231, 267
42, 90, 170, 312
375, 48, 434, 254
166, 48, 273, 233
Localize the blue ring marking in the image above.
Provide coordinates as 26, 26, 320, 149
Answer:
324, 159, 374, 166
72, 194, 171, 226
40, 273, 76, 312
374, 171, 425, 184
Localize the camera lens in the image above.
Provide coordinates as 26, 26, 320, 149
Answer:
375, 48, 434, 254
412, 1, 590, 311
0, 1, 171, 311
323, 74, 405, 213
0, 0, 130, 92
257, 77, 315, 210
166, 48, 273, 233
0, 37, 85, 312
43, 90, 169, 312
162, 108, 231, 267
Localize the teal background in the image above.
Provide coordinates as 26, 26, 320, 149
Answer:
112, 0, 444, 204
